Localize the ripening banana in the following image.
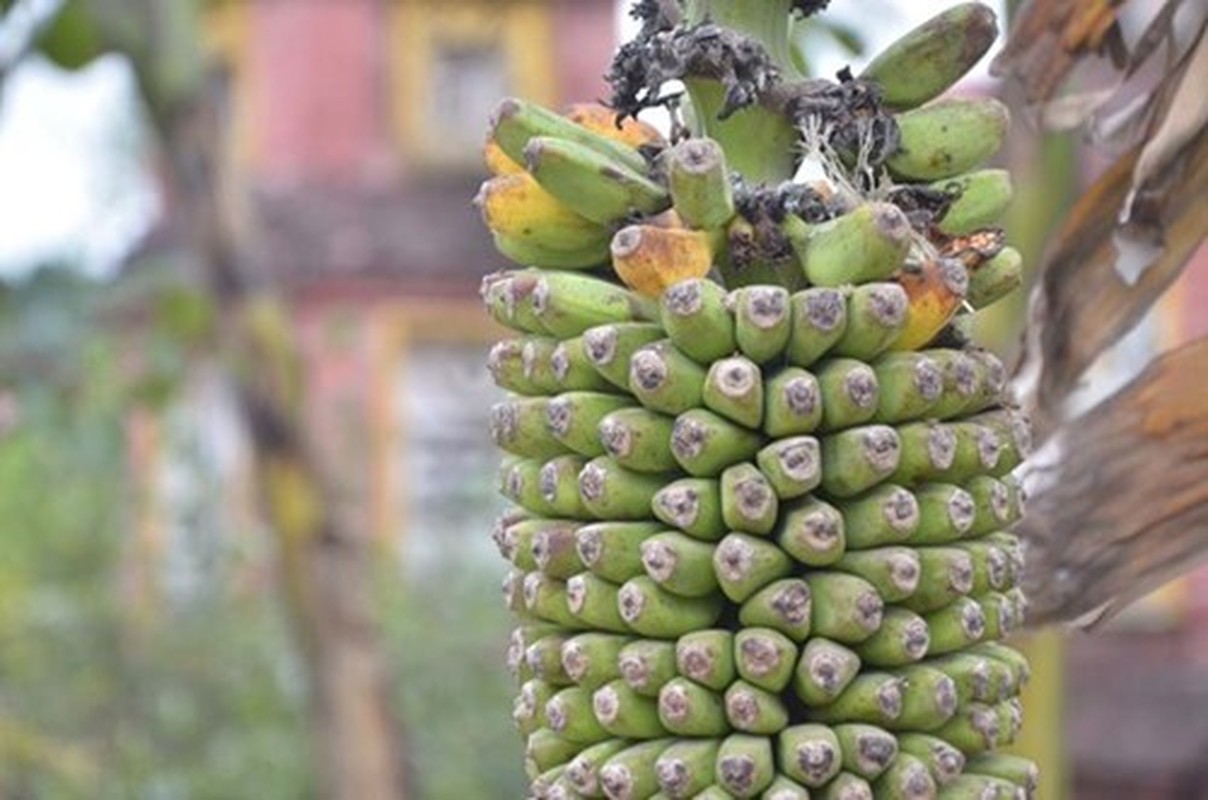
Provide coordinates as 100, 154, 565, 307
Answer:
565, 102, 668, 151
892, 257, 970, 351
483, 135, 525, 177
476, 172, 612, 262
610, 224, 720, 299
478, 3, 1039, 798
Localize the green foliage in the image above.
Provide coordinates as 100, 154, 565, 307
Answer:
0, 269, 314, 797
38, 0, 106, 70
382, 555, 529, 800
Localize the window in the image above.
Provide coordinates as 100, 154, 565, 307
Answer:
396, 341, 504, 573
389, 1, 555, 170
428, 42, 510, 158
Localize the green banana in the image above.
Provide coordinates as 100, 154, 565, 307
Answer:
491, 96, 649, 174
655, 739, 720, 798
526, 136, 670, 224
629, 340, 709, 415
725, 681, 790, 735
578, 456, 669, 520
547, 391, 634, 457
860, 3, 999, 110
721, 462, 780, 535
836, 485, 921, 549
831, 283, 910, 362
732, 285, 793, 364
968, 246, 1023, 309
871, 351, 944, 424
487, 339, 541, 395
933, 169, 1013, 236
547, 685, 611, 743
566, 739, 630, 797
652, 477, 727, 541
897, 732, 966, 787
582, 322, 665, 390
819, 425, 902, 498
793, 637, 862, 707
887, 98, 1010, 181
575, 520, 662, 584
657, 677, 729, 736
834, 723, 899, 781
481, 269, 550, 334
715, 734, 776, 795
668, 137, 736, 229
764, 367, 823, 438
561, 632, 629, 689
777, 497, 848, 567
703, 355, 765, 429
491, 396, 570, 459
734, 628, 798, 692
671, 409, 765, 478
599, 406, 679, 473
815, 358, 881, 432
807, 671, 905, 727
593, 680, 668, 738
676, 629, 736, 690
640, 531, 719, 597
618, 639, 678, 698
786, 288, 848, 367
821, 772, 875, 800
599, 739, 676, 800
533, 271, 660, 338
756, 435, 823, 500
539, 455, 593, 520
550, 337, 619, 393
835, 547, 922, 603
567, 572, 631, 632
806, 573, 886, 644
870, 753, 938, 800
714, 532, 794, 603
617, 576, 724, 637
660, 278, 737, 364
788, 203, 912, 287
778, 724, 843, 788
490, 230, 608, 270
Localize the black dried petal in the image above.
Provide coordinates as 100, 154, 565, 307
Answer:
792, 0, 831, 16
785, 68, 901, 168
629, 0, 681, 37
727, 178, 841, 267
733, 177, 839, 226
887, 183, 958, 231
607, 22, 782, 122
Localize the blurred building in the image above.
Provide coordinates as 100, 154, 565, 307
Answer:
192, 2, 1208, 798
201, 0, 618, 574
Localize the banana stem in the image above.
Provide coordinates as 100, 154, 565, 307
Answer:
684, 0, 798, 74
682, 0, 801, 184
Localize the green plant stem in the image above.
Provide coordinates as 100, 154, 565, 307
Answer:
682, 0, 800, 183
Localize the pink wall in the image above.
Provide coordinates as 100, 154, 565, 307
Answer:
250, 0, 386, 185
551, 0, 619, 108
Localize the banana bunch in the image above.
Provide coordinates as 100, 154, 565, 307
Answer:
480, 4, 1038, 799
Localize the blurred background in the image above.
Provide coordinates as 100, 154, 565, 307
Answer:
0, 0, 1204, 798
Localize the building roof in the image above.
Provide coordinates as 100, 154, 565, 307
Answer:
255, 175, 508, 295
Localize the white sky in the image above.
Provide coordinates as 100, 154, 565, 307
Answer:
0, 1, 1004, 280
0, 54, 156, 279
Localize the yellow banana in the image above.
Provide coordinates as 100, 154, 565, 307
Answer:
484, 135, 525, 177
891, 257, 969, 351
565, 103, 667, 150
476, 172, 611, 253
610, 224, 718, 298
